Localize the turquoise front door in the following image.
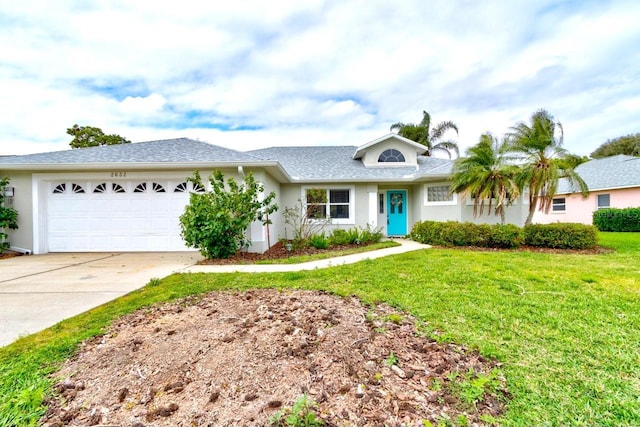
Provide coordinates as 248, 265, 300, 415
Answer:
387, 190, 407, 236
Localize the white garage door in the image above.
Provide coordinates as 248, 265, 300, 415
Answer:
47, 180, 203, 252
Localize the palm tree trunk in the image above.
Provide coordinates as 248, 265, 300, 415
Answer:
524, 197, 537, 226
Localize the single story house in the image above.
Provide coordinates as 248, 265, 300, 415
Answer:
0, 134, 529, 254
533, 155, 640, 225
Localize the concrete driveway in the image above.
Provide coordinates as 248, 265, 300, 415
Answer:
0, 252, 201, 347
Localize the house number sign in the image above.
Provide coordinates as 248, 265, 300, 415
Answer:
110, 172, 127, 177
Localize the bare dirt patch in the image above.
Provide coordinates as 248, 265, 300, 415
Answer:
42, 289, 506, 427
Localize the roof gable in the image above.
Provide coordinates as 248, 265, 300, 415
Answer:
352, 133, 427, 160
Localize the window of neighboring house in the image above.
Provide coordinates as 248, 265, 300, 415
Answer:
597, 194, 610, 209
552, 197, 566, 212
304, 187, 353, 223
425, 184, 457, 205
378, 149, 405, 163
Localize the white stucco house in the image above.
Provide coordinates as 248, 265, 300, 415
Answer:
0, 134, 529, 254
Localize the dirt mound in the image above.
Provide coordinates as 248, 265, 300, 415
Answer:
43, 290, 506, 426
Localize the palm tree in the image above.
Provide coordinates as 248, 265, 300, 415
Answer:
450, 133, 520, 224
507, 109, 588, 225
390, 110, 459, 158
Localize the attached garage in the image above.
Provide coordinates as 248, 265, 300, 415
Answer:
45, 178, 204, 252
0, 138, 282, 254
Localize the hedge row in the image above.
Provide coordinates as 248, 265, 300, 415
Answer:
593, 207, 640, 232
410, 221, 524, 248
410, 221, 597, 250
524, 223, 597, 249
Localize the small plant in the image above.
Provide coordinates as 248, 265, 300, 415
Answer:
308, 233, 329, 250
269, 394, 325, 427
0, 177, 19, 251
283, 198, 331, 243
146, 277, 162, 287
384, 313, 403, 324
384, 351, 398, 367
446, 368, 502, 409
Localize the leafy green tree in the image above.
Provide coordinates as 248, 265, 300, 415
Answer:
390, 110, 459, 158
0, 177, 19, 251
179, 170, 277, 259
450, 133, 520, 224
508, 109, 588, 225
67, 124, 130, 149
590, 133, 640, 158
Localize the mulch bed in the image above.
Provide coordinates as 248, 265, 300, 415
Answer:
198, 241, 366, 265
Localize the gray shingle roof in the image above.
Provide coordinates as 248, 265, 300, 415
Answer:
558, 155, 640, 193
248, 146, 453, 182
1, 138, 455, 182
0, 138, 262, 165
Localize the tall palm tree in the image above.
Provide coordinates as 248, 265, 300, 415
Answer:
507, 109, 588, 225
390, 110, 459, 158
450, 133, 520, 224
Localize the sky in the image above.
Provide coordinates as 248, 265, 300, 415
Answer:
1, 0, 639, 157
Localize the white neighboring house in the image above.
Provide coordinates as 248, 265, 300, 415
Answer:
0, 134, 529, 254
533, 155, 640, 225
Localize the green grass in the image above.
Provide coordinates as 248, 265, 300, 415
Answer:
2, 232, 640, 426
256, 240, 399, 264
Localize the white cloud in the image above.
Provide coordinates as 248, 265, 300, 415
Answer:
1, 0, 639, 157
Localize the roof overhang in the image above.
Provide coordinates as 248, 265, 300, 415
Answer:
0, 160, 294, 183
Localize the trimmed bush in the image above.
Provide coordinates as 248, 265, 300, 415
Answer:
489, 224, 525, 248
410, 221, 524, 248
593, 207, 640, 232
524, 223, 597, 249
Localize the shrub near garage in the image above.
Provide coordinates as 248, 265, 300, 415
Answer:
524, 223, 597, 249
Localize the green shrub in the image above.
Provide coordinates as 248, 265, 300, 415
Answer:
308, 233, 329, 249
524, 223, 597, 249
593, 207, 640, 232
179, 171, 277, 259
0, 177, 19, 251
328, 225, 383, 246
328, 229, 352, 246
358, 224, 383, 244
489, 224, 524, 248
411, 221, 527, 249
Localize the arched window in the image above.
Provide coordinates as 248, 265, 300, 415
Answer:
378, 149, 405, 163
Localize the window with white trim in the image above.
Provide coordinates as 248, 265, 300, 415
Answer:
304, 187, 353, 223
597, 194, 610, 209
552, 197, 566, 212
424, 184, 457, 205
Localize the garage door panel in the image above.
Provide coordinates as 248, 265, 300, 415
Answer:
47, 180, 191, 252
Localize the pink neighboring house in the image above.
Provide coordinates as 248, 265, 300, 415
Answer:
534, 155, 640, 225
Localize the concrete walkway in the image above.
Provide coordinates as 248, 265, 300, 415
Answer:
0, 239, 428, 347
185, 239, 430, 273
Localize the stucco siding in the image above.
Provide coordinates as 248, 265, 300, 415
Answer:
2, 171, 34, 252
361, 140, 418, 166
534, 187, 640, 225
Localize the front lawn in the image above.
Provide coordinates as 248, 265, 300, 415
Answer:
1, 232, 639, 426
